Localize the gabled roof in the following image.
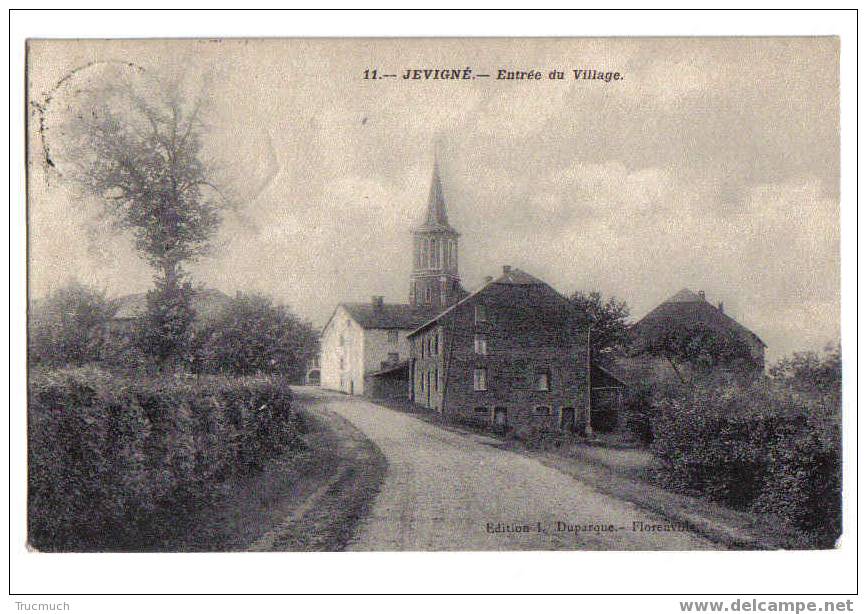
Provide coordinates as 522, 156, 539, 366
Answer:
113, 289, 232, 320
666, 288, 705, 303
407, 267, 568, 336
632, 288, 766, 348
414, 160, 458, 235
340, 302, 439, 330
496, 268, 547, 286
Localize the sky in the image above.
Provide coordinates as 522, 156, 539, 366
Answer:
27, 38, 840, 364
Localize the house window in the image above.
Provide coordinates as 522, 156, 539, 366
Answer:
534, 406, 551, 417
474, 407, 489, 415
474, 334, 487, 355
425, 287, 432, 304
534, 369, 551, 391
475, 304, 488, 323
433, 332, 439, 354
433, 367, 438, 392
473, 368, 488, 391
387, 330, 399, 344
388, 352, 399, 364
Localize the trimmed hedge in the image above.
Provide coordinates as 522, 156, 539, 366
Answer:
652, 381, 841, 547
28, 367, 304, 551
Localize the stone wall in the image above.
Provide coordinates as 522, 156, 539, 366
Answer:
411, 281, 592, 431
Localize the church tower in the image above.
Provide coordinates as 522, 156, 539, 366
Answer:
409, 160, 461, 310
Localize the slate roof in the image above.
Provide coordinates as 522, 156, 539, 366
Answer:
407, 267, 566, 335
632, 288, 765, 348
414, 160, 459, 235
341, 302, 440, 330
495, 267, 547, 286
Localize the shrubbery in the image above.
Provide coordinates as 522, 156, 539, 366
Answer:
651, 379, 841, 547
28, 367, 304, 551
621, 385, 657, 444
191, 292, 318, 380
28, 283, 117, 366
30, 283, 319, 380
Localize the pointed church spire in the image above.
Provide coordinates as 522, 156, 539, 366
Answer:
416, 153, 458, 234
425, 156, 449, 227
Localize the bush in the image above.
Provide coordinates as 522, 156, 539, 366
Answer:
191, 292, 318, 381
621, 386, 656, 444
770, 343, 842, 401
509, 422, 568, 450
652, 379, 841, 547
28, 367, 304, 551
29, 282, 117, 366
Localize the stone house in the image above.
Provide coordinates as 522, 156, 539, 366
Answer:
407, 265, 625, 433
319, 299, 435, 396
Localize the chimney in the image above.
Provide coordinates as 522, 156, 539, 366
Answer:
371, 295, 384, 310
698, 290, 706, 301
503, 265, 512, 275
718, 301, 724, 313
484, 276, 493, 284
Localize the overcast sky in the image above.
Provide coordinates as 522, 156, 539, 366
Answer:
27, 38, 839, 363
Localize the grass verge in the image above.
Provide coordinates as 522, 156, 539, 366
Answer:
373, 396, 813, 550
161, 391, 387, 551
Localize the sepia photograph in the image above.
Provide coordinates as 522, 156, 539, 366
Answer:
10, 9, 859, 603
23, 35, 843, 557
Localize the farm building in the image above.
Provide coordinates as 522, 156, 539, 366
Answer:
629, 288, 766, 374
406, 265, 625, 433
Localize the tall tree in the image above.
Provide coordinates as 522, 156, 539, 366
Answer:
67, 75, 231, 363
568, 290, 631, 366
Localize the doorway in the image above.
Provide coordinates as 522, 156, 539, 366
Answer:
559, 407, 575, 432
493, 407, 508, 428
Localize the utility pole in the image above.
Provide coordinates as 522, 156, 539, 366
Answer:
585, 324, 594, 438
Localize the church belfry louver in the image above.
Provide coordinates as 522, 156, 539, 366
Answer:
409, 160, 462, 310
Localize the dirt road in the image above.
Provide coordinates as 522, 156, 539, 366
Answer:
299, 388, 718, 551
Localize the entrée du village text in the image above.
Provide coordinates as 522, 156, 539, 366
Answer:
362, 67, 625, 82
